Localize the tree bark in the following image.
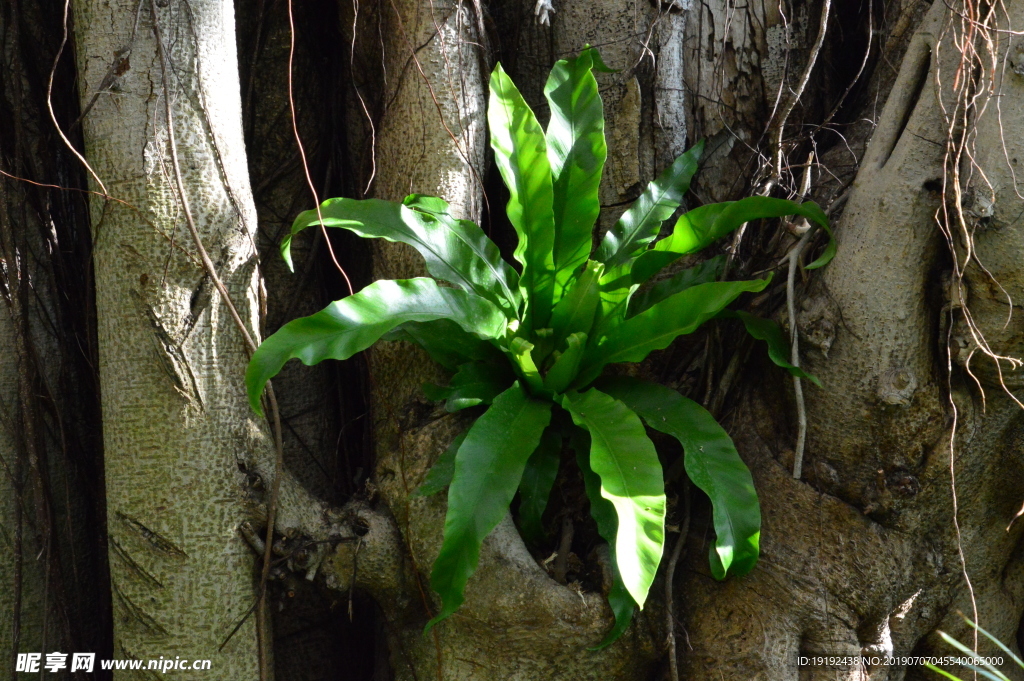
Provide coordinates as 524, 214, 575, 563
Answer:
7, 0, 1024, 678
72, 1, 266, 675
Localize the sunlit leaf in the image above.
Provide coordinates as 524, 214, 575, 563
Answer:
633, 197, 834, 283
626, 255, 726, 317
562, 389, 665, 607
571, 427, 636, 649
427, 383, 552, 629
246, 278, 506, 414
595, 376, 760, 579
284, 196, 520, 314
545, 50, 606, 300
594, 141, 703, 268
508, 337, 546, 395
576, 278, 771, 387
489, 63, 556, 330
549, 260, 603, 345
543, 332, 587, 394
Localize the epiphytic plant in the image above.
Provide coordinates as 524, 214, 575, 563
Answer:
246, 47, 834, 646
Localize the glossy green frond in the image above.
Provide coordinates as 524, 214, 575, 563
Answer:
576, 277, 771, 387
489, 63, 556, 331
595, 377, 760, 579
285, 196, 520, 314
572, 428, 636, 649
545, 50, 606, 300
246, 278, 506, 414
562, 389, 665, 607
427, 383, 552, 629
595, 141, 703, 267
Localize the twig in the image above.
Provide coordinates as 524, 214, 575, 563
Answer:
149, 5, 285, 680
665, 482, 691, 681
787, 226, 817, 479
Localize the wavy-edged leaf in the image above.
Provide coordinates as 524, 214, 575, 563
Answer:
285, 196, 520, 314
440, 361, 516, 412
626, 255, 725, 318
570, 427, 636, 649
561, 389, 665, 607
576, 277, 771, 387
508, 337, 546, 395
543, 332, 587, 394
412, 431, 467, 497
720, 310, 821, 386
595, 376, 760, 579
517, 425, 562, 543
383, 319, 506, 371
549, 260, 603, 344
544, 50, 606, 299
489, 63, 556, 330
427, 383, 552, 629
594, 141, 704, 268
247, 278, 505, 414
634, 198, 834, 282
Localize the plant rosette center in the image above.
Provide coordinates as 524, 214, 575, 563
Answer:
245, 46, 833, 647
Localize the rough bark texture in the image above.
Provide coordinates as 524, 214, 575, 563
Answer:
73, 1, 265, 675
8, 0, 1024, 678
1, 1, 111, 673
672, 1, 1024, 678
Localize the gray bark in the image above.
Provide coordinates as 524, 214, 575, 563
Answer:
12, 0, 1024, 678
73, 1, 266, 675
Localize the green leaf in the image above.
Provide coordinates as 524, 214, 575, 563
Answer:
592, 266, 638, 339
571, 429, 636, 649
543, 332, 587, 394
934, 631, 1011, 681
508, 337, 546, 395
549, 260, 603, 345
440, 361, 516, 412
517, 425, 562, 543
544, 50, 606, 300
383, 319, 506, 371
595, 141, 704, 268
247, 278, 506, 414
634, 197, 835, 282
626, 255, 726, 318
923, 664, 966, 681
583, 45, 617, 73
576, 277, 771, 387
489, 63, 557, 330
720, 310, 821, 386
561, 389, 665, 607
427, 383, 552, 629
412, 431, 467, 497
285, 196, 520, 314
595, 376, 760, 579
966, 618, 1024, 668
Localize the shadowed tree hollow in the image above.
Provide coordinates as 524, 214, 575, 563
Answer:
3, 0, 1024, 679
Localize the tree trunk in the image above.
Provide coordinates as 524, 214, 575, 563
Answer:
72, 1, 266, 675
6, 0, 1024, 678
